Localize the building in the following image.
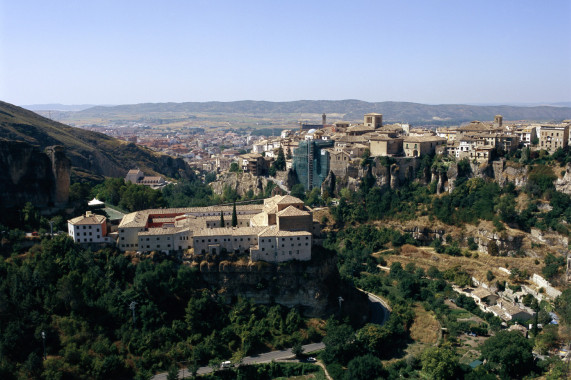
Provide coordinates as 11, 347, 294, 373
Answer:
115, 195, 316, 263
68, 211, 113, 244
125, 169, 166, 189
369, 136, 403, 157
364, 113, 383, 129
514, 126, 537, 148
403, 136, 446, 157
292, 139, 334, 191
539, 124, 569, 153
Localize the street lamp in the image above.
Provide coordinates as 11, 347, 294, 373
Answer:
41, 331, 46, 360
129, 301, 137, 324
48, 220, 55, 239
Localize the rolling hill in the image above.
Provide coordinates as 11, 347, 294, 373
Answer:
73, 100, 571, 125
0, 101, 191, 181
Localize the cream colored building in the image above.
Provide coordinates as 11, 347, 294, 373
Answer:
539, 124, 569, 153
116, 195, 315, 262
403, 136, 446, 157
369, 136, 403, 157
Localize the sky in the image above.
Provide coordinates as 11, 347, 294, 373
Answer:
1, 0, 570, 106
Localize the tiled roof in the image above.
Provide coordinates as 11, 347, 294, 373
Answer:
277, 206, 310, 217
276, 195, 304, 205
69, 214, 106, 225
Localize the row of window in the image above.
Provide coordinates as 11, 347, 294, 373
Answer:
80, 225, 100, 231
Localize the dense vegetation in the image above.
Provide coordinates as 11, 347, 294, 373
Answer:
0, 236, 323, 379
331, 150, 571, 238
321, 226, 569, 379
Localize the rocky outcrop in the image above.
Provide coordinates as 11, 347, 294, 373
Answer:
196, 253, 366, 318
496, 161, 528, 189
447, 162, 458, 193
211, 172, 267, 198
402, 226, 446, 243
45, 146, 71, 206
0, 140, 70, 208
555, 163, 571, 194
474, 227, 525, 255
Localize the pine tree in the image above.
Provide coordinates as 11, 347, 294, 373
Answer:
274, 147, 286, 171
220, 211, 225, 227
232, 202, 238, 227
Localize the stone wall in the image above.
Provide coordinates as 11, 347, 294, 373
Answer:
531, 274, 562, 300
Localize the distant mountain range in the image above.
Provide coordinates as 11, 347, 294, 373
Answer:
62, 100, 571, 125
0, 101, 192, 181
22, 104, 99, 112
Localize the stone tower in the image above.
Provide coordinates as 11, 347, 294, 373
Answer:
364, 113, 383, 129
322, 113, 326, 126
494, 115, 503, 129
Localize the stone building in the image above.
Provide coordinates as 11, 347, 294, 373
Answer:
539, 124, 569, 153
114, 195, 316, 263
369, 136, 403, 157
403, 136, 446, 157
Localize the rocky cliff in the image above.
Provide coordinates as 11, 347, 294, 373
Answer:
555, 163, 571, 195
0, 140, 70, 208
0, 101, 193, 182
210, 172, 268, 198
194, 251, 368, 319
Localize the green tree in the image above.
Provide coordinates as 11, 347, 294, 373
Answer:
487, 240, 499, 256
290, 184, 306, 201
481, 330, 533, 379
274, 148, 286, 171
421, 345, 458, 380
292, 341, 304, 359
220, 211, 225, 228
229, 162, 241, 173
322, 320, 355, 364
555, 288, 571, 326
344, 354, 385, 380
231, 202, 238, 227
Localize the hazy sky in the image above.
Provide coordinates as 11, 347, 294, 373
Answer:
1, 0, 570, 105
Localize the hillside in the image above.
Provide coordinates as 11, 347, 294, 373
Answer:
71, 100, 571, 125
0, 101, 192, 181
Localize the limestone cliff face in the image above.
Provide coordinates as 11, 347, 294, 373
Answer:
211, 172, 267, 198
555, 163, 571, 195
0, 140, 70, 208
45, 146, 71, 206
195, 254, 349, 317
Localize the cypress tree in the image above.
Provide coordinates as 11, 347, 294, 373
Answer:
220, 211, 225, 227
232, 202, 238, 227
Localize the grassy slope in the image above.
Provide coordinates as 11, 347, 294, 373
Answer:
0, 101, 170, 180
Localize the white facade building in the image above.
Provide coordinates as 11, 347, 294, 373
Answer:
68, 211, 113, 244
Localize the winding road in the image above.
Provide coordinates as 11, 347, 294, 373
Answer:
152, 290, 390, 379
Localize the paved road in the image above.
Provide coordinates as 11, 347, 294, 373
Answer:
362, 289, 391, 326
152, 291, 389, 379
152, 342, 325, 379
